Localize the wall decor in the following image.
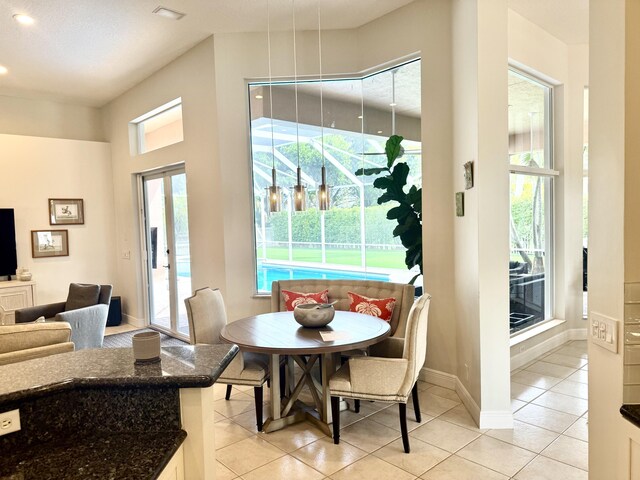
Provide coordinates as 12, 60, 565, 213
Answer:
463, 161, 474, 190
49, 198, 84, 225
455, 192, 465, 217
31, 230, 69, 258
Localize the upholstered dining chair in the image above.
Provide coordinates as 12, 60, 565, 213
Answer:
184, 287, 269, 431
329, 294, 431, 453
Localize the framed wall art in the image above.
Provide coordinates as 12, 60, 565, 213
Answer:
31, 230, 69, 258
49, 198, 84, 225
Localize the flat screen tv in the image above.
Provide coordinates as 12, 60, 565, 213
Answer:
0, 209, 17, 278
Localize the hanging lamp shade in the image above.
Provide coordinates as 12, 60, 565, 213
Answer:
267, 167, 282, 213
293, 167, 306, 211
318, 165, 330, 210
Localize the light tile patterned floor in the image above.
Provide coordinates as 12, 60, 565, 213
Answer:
213, 339, 588, 479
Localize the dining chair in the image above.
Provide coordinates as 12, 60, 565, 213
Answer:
184, 287, 268, 431
329, 294, 431, 453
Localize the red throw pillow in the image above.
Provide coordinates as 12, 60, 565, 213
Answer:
348, 291, 396, 322
281, 289, 329, 311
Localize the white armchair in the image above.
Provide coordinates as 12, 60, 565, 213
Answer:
329, 294, 431, 453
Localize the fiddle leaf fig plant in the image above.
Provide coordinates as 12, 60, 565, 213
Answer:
355, 135, 423, 284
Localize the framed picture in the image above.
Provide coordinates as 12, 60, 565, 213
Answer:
455, 192, 465, 217
31, 230, 69, 258
49, 198, 84, 225
463, 161, 474, 190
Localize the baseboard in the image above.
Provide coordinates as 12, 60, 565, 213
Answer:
419, 367, 457, 390
123, 314, 145, 328
454, 377, 481, 426
419, 366, 514, 429
511, 327, 588, 371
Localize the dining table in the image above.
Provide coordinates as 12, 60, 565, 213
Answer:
219, 310, 391, 435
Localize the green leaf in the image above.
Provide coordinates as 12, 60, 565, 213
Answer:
385, 135, 404, 168
373, 176, 393, 190
390, 162, 409, 188
387, 205, 411, 220
355, 167, 387, 176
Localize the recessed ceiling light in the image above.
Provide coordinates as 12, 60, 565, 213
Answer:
255, 95, 263, 99
13, 14, 34, 25
377, 130, 383, 134
152, 6, 186, 20
357, 115, 363, 119
0, 65, 8, 75
389, 102, 397, 107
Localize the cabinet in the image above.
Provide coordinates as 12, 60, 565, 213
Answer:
0, 281, 36, 325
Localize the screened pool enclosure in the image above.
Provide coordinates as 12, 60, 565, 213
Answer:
248, 60, 422, 293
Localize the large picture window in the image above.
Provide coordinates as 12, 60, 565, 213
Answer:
249, 60, 421, 294
508, 69, 557, 334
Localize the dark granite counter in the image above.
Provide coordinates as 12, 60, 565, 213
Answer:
0, 344, 239, 405
621, 404, 640, 427
0, 344, 238, 480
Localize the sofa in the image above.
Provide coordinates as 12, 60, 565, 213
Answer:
271, 279, 415, 349
0, 322, 74, 366
15, 284, 112, 350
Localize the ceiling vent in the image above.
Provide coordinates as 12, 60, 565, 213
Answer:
152, 6, 186, 21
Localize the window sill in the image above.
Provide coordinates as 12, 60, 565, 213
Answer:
252, 294, 271, 299
510, 318, 566, 347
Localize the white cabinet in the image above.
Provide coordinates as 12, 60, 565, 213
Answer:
0, 281, 36, 325
157, 446, 185, 480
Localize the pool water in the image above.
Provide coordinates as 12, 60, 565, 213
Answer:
257, 263, 389, 293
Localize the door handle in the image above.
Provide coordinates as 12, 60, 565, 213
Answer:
163, 264, 170, 269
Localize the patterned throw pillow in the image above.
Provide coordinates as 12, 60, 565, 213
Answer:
281, 289, 329, 311
347, 291, 396, 322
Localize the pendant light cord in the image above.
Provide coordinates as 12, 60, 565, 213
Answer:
318, 0, 324, 167
267, 0, 276, 171
293, 0, 300, 172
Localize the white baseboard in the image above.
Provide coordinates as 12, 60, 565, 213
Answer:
419, 367, 457, 390
455, 377, 481, 426
419, 367, 514, 429
511, 327, 587, 371
123, 314, 145, 328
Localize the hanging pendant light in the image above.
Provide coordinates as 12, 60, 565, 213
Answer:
265, 0, 282, 213
317, 1, 330, 210
292, 0, 306, 211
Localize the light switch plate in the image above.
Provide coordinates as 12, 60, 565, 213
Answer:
590, 311, 619, 353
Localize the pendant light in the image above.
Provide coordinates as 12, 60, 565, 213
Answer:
266, 0, 282, 213
317, 1, 330, 210
292, 0, 306, 211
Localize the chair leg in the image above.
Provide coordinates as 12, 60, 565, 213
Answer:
354, 399, 360, 413
411, 382, 422, 423
331, 396, 340, 444
254, 386, 263, 432
399, 403, 410, 453
225, 384, 232, 400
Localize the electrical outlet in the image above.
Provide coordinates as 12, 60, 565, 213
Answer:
0, 409, 20, 436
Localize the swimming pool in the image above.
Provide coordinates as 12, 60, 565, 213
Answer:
256, 262, 389, 293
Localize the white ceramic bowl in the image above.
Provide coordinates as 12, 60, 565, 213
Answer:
293, 304, 335, 328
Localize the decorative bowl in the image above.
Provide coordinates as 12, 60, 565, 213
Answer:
293, 304, 335, 328
132, 331, 161, 363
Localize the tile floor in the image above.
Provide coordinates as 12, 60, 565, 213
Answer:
212, 339, 588, 479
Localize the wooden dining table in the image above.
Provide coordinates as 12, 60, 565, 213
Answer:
219, 310, 390, 435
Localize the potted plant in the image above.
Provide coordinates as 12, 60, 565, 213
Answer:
355, 135, 423, 286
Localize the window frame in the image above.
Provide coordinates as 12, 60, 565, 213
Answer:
508, 66, 558, 336
130, 97, 183, 155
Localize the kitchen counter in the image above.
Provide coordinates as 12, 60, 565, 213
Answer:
0, 344, 238, 480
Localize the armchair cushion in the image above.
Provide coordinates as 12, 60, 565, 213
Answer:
56, 304, 109, 350
281, 289, 329, 311
66, 283, 101, 311
348, 291, 396, 321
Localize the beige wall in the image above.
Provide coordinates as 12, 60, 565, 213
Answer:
589, 0, 640, 477
0, 134, 116, 304
0, 95, 104, 142
102, 37, 224, 325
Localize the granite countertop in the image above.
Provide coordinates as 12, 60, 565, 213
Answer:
621, 404, 640, 427
0, 431, 187, 480
0, 344, 239, 404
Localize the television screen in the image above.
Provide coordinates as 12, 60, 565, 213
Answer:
0, 209, 17, 277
